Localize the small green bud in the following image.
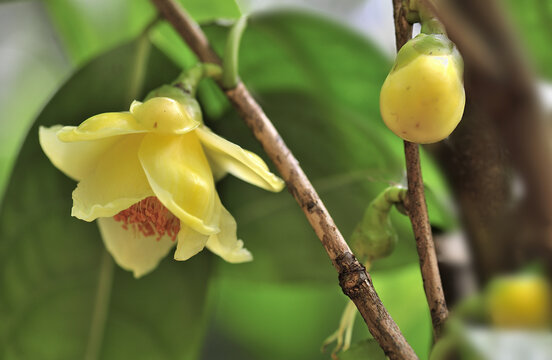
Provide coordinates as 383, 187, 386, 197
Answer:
351, 187, 407, 262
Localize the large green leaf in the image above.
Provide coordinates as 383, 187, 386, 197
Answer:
0, 39, 214, 359
44, 0, 241, 65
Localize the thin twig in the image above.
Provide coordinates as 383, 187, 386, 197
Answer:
392, 0, 448, 339
150, 0, 418, 358
404, 142, 448, 338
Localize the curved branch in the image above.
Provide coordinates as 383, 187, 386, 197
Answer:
150, 0, 418, 358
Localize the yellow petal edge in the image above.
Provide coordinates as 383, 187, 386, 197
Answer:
196, 127, 285, 192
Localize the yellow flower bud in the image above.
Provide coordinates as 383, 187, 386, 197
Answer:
130, 97, 200, 134
380, 34, 465, 144
487, 275, 552, 329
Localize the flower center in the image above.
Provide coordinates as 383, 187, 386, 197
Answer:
113, 197, 180, 241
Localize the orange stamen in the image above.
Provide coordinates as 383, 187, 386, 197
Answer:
113, 196, 180, 241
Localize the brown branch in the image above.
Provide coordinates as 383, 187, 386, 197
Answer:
392, 0, 448, 339
404, 142, 448, 338
393, 0, 413, 53
150, 0, 418, 358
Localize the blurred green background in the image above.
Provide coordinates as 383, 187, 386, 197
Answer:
0, 0, 551, 359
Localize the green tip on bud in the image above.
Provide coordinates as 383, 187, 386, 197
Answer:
350, 187, 407, 262
392, 33, 461, 73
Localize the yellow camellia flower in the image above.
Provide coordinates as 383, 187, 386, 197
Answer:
39, 96, 284, 278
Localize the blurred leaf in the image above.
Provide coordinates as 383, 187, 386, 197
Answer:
0, 1, 70, 203
205, 264, 431, 360
206, 279, 346, 360
0, 39, 214, 359
425, 183, 457, 231
505, 0, 552, 80
44, 0, 241, 65
181, 0, 241, 21
150, 22, 197, 69
44, 0, 154, 65
340, 339, 386, 360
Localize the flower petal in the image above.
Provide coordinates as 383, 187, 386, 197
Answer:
195, 126, 285, 192
97, 217, 175, 278
130, 97, 200, 134
138, 133, 219, 235
174, 224, 210, 261
57, 112, 146, 142
72, 134, 153, 221
39, 125, 120, 181
206, 200, 253, 263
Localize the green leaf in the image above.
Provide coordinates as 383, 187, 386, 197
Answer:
0, 1, 70, 203
180, 0, 241, 22
505, 0, 552, 80
340, 339, 386, 360
0, 39, 213, 359
44, 0, 241, 65
43, 0, 154, 65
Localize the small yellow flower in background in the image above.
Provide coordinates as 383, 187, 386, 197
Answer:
487, 274, 552, 329
39, 96, 284, 278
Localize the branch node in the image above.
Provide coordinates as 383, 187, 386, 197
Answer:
336, 252, 370, 299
